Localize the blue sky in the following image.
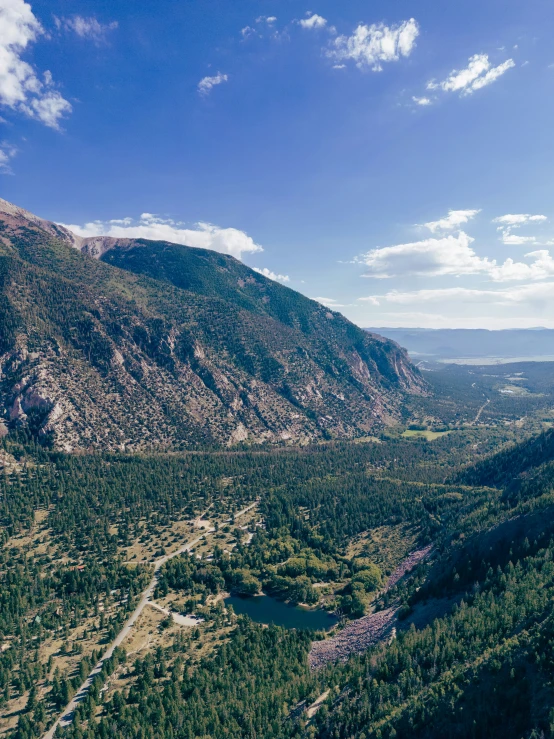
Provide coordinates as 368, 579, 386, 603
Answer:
2, 0, 554, 329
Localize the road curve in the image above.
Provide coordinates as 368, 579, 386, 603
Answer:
42, 501, 257, 738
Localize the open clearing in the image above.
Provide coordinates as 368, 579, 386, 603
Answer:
401, 429, 451, 440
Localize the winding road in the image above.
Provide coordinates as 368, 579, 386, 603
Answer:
42, 501, 257, 738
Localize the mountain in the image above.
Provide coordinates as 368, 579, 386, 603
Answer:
0, 198, 424, 451
365, 327, 554, 362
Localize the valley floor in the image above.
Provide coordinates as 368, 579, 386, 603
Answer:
3, 361, 554, 738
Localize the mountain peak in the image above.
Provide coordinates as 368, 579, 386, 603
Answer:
0, 197, 134, 259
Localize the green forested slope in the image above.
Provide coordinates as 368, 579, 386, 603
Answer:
3, 425, 554, 739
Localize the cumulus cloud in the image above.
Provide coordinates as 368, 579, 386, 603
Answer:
198, 72, 228, 96
54, 15, 118, 43
0, 0, 71, 129
299, 13, 327, 30
490, 250, 554, 280
61, 213, 263, 260
0, 141, 17, 172
427, 53, 515, 96
358, 232, 491, 278
357, 232, 554, 282
423, 209, 481, 232
253, 267, 290, 282
328, 18, 419, 71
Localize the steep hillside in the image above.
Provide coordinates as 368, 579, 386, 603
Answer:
0, 198, 424, 451
456, 426, 554, 506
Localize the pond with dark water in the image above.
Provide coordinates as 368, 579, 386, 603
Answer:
225, 593, 338, 630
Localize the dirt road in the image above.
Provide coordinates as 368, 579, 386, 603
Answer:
42, 501, 257, 738
472, 398, 490, 425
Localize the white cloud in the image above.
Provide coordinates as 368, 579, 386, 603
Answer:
0, 0, 72, 129
412, 96, 431, 106
299, 13, 327, 30
493, 213, 547, 227
313, 296, 348, 308
490, 251, 554, 281
493, 213, 548, 245
55, 15, 118, 43
501, 233, 537, 245
359, 282, 554, 308
357, 232, 554, 282
358, 232, 492, 278
242, 16, 278, 39
198, 72, 228, 96
328, 18, 419, 71
61, 213, 263, 260
0, 140, 16, 172
423, 208, 480, 232
427, 53, 515, 96
253, 267, 290, 282
256, 15, 277, 25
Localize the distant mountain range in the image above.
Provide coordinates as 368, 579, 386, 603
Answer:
366, 327, 554, 362
0, 198, 424, 451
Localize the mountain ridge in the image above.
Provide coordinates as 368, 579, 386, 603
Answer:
0, 198, 424, 451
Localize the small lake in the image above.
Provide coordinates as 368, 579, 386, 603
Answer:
225, 594, 338, 631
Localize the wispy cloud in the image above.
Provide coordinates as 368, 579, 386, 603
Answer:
256, 15, 277, 25
242, 15, 278, 39
328, 18, 419, 71
493, 213, 547, 227
61, 212, 263, 260
253, 267, 290, 282
423, 209, 481, 233
0, 0, 71, 129
54, 15, 118, 43
412, 96, 431, 106
359, 282, 554, 308
0, 142, 17, 173
493, 213, 548, 245
427, 53, 515, 96
313, 296, 349, 308
198, 72, 228, 96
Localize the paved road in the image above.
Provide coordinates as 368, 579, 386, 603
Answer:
42, 501, 257, 738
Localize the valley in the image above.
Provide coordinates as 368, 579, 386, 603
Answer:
1, 201, 554, 739
2, 353, 554, 738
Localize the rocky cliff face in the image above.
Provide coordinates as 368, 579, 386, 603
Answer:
0, 198, 425, 451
